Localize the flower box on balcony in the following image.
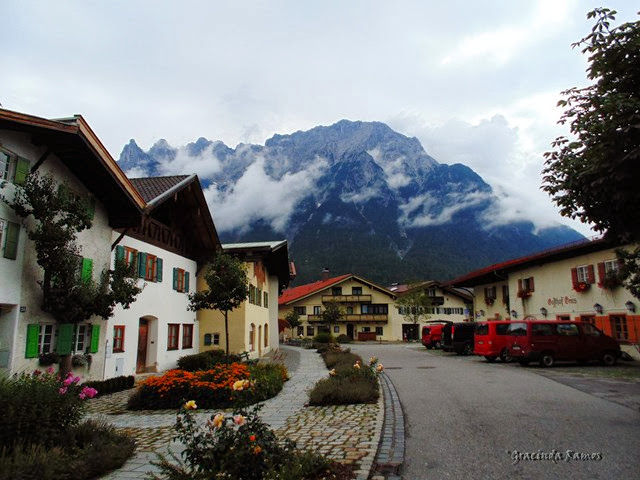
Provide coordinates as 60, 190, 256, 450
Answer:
517, 290, 532, 299
573, 282, 591, 293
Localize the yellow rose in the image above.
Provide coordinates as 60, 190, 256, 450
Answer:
184, 400, 197, 410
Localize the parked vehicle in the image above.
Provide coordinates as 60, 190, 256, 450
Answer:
507, 321, 620, 367
474, 321, 513, 362
421, 323, 446, 349
442, 322, 475, 355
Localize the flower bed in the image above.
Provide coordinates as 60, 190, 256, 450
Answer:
0, 369, 134, 480
127, 362, 288, 410
151, 400, 353, 480
308, 348, 382, 406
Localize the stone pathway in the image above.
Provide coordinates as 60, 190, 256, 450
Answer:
89, 345, 385, 479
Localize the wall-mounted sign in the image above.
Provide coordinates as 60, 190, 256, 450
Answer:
547, 296, 577, 307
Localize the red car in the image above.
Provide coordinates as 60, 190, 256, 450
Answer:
421, 324, 445, 349
474, 321, 513, 362
508, 321, 620, 367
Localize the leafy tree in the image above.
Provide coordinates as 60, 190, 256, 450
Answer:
319, 300, 343, 335
1, 172, 142, 374
188, 251, 249, 362
542, 7, 640, 298
284, 310, 302, 339
395, 284, 432, 327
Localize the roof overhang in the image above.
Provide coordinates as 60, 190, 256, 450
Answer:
0, 108, 145, 228
223, 241, 291, 292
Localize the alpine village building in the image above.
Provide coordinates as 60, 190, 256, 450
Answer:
447, 236, 640, 360
0, 107, 289, 380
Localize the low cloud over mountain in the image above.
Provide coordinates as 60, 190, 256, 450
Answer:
118, 120, 583, 284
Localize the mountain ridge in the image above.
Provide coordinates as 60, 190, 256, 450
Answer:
118, 120, 583, 285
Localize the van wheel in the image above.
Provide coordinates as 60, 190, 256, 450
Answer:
500, 349, 512, 363
540, 353, 555, 368
434, 341, 442, 349
464, 344, 472, 355
601, 352, 617, 366
484, 356, 497, 362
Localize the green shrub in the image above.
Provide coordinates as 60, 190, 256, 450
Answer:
336, 334, 351, 344
322, 351, 362, 370
308, 376, 379, 405
0, 419, 135, 480
247, 363, 288, 402
177, 349, 241, 371
0, 370, 94, 451
150, 402, 350, 480
312, 332, 334, 344
83, 375, 135, 397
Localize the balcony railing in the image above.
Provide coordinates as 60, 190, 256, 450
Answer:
321, 294, 372, 303
308, 314, 388, 323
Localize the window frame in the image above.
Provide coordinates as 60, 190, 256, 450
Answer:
610, 315, 629, 341
72, 324, 91, 353
375, 326, 384, 335
38, 324, 55, 354
113, 325, 125, 353
182, 324, 194, 349
167, 323, 180, 350
352, 286, 363, 295
293, 306, 306, 315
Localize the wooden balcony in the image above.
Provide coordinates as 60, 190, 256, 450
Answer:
308, 314, 388, 323
321, 294, 372, 303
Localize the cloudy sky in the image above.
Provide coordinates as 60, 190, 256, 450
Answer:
3, 1, 638, 236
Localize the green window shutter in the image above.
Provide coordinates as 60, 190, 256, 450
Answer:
56, 324, 74, 355
81, 258, 93, 284
172, 268, 178, 290
13, 157, 30, 186
25, 324, 40, 358
3, 221, 20, 260
156, 258, 163, 282
90, 324, 100, 353
137, 252, 147, 278
86, 196, 96, 220
184, 271, 190, 293
115, 245, 125, 262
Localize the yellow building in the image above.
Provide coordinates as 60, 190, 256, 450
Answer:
278, 272, 404, 341
197, 241, 291, 360
390, 281, 474, 339
449, 237, 640, 359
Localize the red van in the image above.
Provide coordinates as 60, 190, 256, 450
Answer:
508, 321, 620, 367
474, 321, 513, 362
422, 324, 445, 349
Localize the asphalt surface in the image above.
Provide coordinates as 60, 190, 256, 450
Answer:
349, 343, 640, 480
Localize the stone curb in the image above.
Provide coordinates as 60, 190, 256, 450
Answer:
373, 372, 405, 476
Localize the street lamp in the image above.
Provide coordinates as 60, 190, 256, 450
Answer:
593, 303, 604, 314
625, 301, 635, 313
540, 307, 548, 317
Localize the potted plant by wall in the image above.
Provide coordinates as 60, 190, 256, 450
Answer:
38, 352, 60, 366
71, 353, 90, 368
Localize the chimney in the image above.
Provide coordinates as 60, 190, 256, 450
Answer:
321, 267, 330, 281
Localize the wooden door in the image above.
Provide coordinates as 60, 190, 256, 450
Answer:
136, 319, 148, 373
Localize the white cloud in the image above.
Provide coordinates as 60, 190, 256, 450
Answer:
204, 157, 328, 233
156, 143, 223, 178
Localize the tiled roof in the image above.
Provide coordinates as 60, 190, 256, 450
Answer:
279, 274, 352, 305
130, 175, 190, 202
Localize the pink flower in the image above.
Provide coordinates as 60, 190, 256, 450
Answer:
233, 415, 246, 426
59, 387, 67, 395
79, 386, 98, 399
46, 367, 54, 374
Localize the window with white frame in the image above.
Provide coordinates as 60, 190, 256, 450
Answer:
576, 265, 590, 283
0, 150, 10, 180
72, 324, 91, 353
604, 259, 619, 275
38, 324, 55, 354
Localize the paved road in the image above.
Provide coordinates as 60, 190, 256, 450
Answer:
350, 343, 640, 480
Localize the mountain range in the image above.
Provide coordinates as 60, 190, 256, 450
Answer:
117, 120, 583, 285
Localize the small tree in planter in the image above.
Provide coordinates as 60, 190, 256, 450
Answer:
188, 251, 249, 363
284, 310, 302, 341
1, 172, 142, 376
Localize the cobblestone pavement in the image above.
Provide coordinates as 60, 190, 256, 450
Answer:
89, 345, 385, 480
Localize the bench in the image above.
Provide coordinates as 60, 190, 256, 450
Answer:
239, 351, 250, 361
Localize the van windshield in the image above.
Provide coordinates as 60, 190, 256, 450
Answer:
507, 322, 527, 336
475, 324, 489, 335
